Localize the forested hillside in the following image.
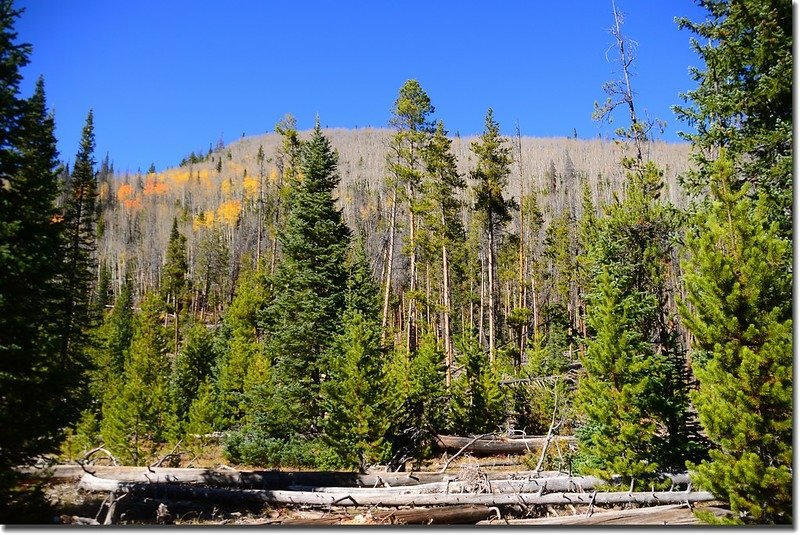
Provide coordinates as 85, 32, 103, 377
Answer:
95, 128, 691, 325
0, 0, 791, 525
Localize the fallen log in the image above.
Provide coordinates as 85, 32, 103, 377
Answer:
286, 474, 691, 494
435, 434, 576, 455
69, 467, 688, 495
77, 474, 714, 508
375, 505, 497, 524
478, 504, 732, 525
26, 464, 456, 488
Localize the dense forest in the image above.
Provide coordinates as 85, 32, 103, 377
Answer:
0, 0, 791, 525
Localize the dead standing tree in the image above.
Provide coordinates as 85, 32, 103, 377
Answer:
593, 0, 664, 169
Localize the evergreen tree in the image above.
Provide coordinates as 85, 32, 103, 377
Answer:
161, 217, 188, 312
215, 266, 269, 429
171, 322, 216, 427
388, 332, 448, 466
59, 110, 98, 378
258, 120, 350, 438
94, 261, 111, 318
105, 275, 134, 375
420, 119, 465, 383
185, 380, 220, 439
0, 9, 71, 514
101, 293, 172, 464
675, 0, 792, 236
321, 239, 391, 471
576, 162, 697, 480
471, 108, 516, 360
680, 156, 792, 524
574, 270, 668, 483
448, 330, 507, 435
386, 79, 436, 353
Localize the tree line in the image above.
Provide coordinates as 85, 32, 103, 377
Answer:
0, 0, 791, 524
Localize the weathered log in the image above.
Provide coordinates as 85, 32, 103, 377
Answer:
374, 505, 497, 524
78, 474, 714, 508
434, 434, 576, 455
286, 474, 690, 494
71, 468, 688, 495
29, 464, 457, 487
478, 504, 732, 525
28, 463, 588, 488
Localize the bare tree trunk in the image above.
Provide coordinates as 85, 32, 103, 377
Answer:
406, 183, 417, 354
441, 225, 453, 386
479, 250, 485, 346
516, 126, 528, 362
487, 216, 497, 362
381, 185, 398, 338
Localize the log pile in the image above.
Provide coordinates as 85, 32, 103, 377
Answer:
24, 462, 725, 525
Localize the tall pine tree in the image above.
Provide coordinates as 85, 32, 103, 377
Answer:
471, 108, 516, 361
59, 110, 98, 378
675, 0, 792, 237
680, 156, 792, 524
0, 4, 72, 515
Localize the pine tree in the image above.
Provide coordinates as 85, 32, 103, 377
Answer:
215, 266, 269, 428
171, 322, 216, 427
59, 110, 98, 375
675, 0, 792, 236
574, 269, 667, 483
576, 163, 697, 480
471, 108, 516, 361
258, 120, 350, 438
679, 156, 792, 524
105, 275, 134, 375
161, 217, 188, 313
321, 239, 391, 471
420, 119, 465, 384
388, 332, 448, 466
185, 380, 220, 439
101, 293, 173, 464
386, 79, 436, 353
0, 9, 72, 514
448, 330, 507, 435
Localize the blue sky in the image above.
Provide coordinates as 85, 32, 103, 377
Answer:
16, 1, 708, 173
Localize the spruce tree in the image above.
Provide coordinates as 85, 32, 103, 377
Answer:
59, 110, 98, 377
0, 8, 71, 513
215, 267, 269, 428
171, 322, 216, 427
321, 239, 391, 471
387, 332, 448, 466
161, 217, 188, 313
576, 162, 697, 480
679, 156, 792, 524
258, 120, 350, 438
574, 269, 667, 483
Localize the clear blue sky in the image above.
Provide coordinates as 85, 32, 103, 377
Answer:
16, 0, 707, 173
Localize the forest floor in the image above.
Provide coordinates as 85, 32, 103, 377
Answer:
32, 450, 731, 526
